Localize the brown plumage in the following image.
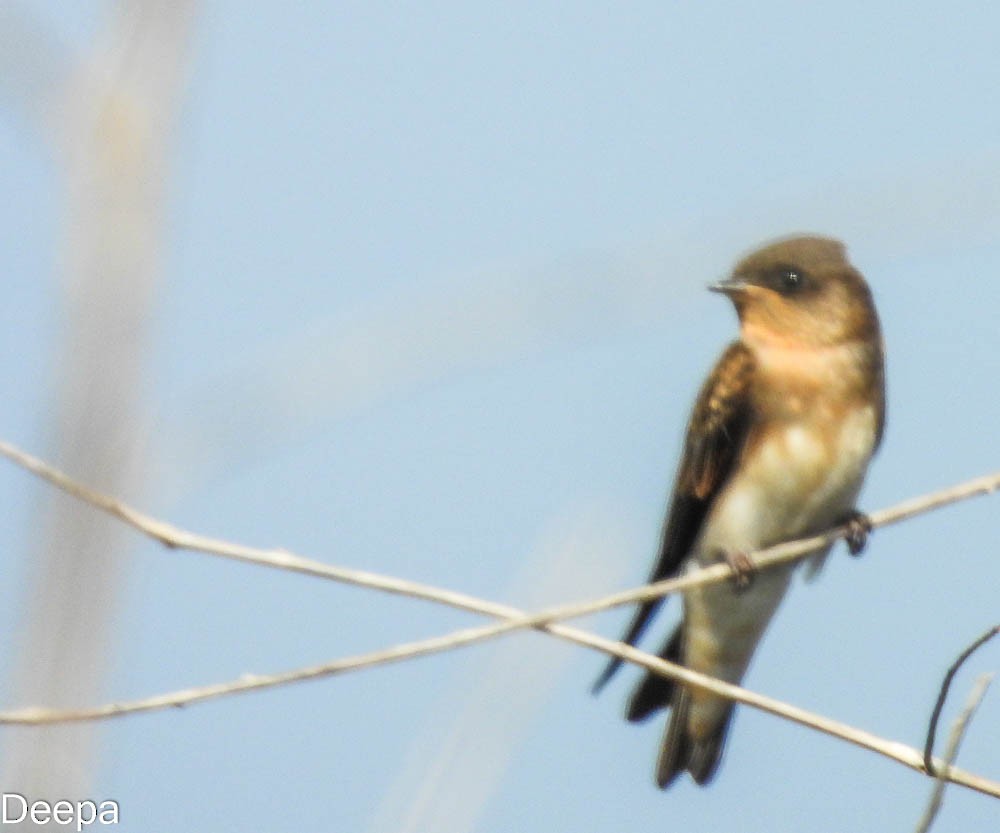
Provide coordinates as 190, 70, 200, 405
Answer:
593, 235, 885, 788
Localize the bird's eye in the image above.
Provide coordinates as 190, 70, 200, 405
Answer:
778, 268, 803, 293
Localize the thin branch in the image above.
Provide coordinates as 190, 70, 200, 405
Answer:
2, 439, 999, 644
1, 440, 1000, 800
914, 673, 994, 833
924, 625, 1000, 776
1, 574, 998, 801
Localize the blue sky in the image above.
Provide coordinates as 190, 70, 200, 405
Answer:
1, 3, 999, 831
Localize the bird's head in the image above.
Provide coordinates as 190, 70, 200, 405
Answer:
710, 236, 880, 349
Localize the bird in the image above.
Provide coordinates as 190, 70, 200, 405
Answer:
592, 235, 885, 788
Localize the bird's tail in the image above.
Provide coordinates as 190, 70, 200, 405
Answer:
625, 624, 733, 788
653, 688, 733, 788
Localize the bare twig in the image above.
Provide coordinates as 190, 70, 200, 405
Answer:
914, 673, 994, 833
0, 585, 998, 802
923, 625, 1000, 776
1, 577, 998, 799
2, 439, 999, 644
1, 440, 999, 799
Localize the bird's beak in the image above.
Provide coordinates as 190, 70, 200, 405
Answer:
708, 276, 749, 296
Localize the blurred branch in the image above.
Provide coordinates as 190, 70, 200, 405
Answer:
1, 0, 197, 804
0, 440, 999, 798
915, 673, 994, 833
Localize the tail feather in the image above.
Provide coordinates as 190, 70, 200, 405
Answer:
625, 624, 683, 721
655, 687, 692, 788
622, 623, 735, 788
655, 687, 734, 788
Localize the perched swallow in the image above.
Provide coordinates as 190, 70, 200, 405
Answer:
593, 235, 885, 788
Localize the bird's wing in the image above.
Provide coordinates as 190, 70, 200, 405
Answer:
592, 341, 755, 693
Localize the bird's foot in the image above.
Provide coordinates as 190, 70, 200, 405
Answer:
841, 509, 873, 556
723, 550, 756, 591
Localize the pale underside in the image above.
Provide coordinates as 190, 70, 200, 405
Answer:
682, 335, 879, 740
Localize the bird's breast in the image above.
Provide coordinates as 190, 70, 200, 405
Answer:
699, 402, 878, 557
681, 403, 878, 736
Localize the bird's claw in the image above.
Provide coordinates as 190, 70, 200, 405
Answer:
724, 550, 756, 591
842, 510, 872, 556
